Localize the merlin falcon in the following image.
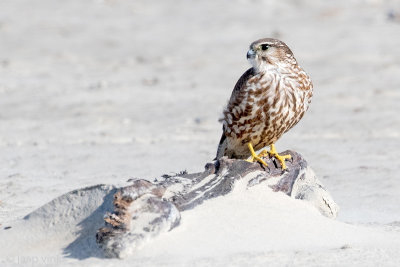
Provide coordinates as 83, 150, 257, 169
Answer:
216, 38, 313, 170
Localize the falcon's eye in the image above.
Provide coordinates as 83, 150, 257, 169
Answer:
260, 44, 269, 51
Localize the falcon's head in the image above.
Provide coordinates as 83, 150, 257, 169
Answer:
247, 38, 297, 72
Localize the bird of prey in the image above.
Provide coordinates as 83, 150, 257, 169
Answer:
216, 38, 313, 170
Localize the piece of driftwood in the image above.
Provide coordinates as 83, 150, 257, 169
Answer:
96, 150, 339, 258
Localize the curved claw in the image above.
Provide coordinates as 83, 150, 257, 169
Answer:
246, 143, 268, 167
269, 144, 291, 170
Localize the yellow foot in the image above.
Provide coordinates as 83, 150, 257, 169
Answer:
246, 143, 268, 167
269, 144, 291, 170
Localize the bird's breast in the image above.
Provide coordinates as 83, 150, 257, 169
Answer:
223, 69, 312, 152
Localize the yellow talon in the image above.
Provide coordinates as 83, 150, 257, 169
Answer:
246, 143, 291, 170
268, 144, 291, 170
246, 143, 268, 167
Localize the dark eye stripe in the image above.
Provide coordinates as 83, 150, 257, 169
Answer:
260, 44, 269, 51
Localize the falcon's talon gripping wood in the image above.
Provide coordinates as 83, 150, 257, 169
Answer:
246, 143, 268, 167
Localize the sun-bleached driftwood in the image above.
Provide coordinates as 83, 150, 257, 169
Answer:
95, 150, 339, 258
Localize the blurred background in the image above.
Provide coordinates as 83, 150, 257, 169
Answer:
0, 0, 399, 224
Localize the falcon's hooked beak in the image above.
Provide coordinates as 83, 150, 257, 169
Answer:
246, 49, 256, 60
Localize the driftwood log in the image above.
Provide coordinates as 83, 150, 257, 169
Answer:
95, 150, 339, 258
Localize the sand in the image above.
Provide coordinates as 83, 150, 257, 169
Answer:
0, 0, 400, 265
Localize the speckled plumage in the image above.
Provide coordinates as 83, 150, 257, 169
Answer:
216, 38, 313, 159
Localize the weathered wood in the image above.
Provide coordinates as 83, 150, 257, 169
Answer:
96, 151, 339, 258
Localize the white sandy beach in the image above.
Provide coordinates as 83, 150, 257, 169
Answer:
0, 0, 400, 265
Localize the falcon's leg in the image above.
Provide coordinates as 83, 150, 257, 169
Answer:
268, 144, 291, 170
246, 143, 268, 167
